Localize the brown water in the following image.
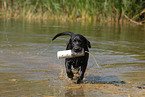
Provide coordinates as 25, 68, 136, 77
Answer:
0, 19, 145, 97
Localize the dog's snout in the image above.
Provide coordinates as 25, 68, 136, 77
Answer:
74, 47, 82, 52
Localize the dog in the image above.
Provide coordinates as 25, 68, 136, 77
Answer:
52, 32, 91, 84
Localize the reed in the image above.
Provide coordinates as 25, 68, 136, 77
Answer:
0, 0, 144, 23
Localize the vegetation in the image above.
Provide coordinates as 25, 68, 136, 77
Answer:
0, 0, 144, 23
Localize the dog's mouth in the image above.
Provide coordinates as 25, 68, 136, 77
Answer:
73, 47, 83, 52
72, 48, 84, 54
71, 48, 85, 57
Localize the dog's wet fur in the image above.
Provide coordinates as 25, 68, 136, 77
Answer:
52, 32, 91, 84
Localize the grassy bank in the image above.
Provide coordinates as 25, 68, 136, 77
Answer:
0, 0, 144, 23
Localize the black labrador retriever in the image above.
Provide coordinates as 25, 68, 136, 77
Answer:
52, 32, 91, 84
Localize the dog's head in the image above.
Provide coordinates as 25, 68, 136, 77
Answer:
68, 34, 91, 52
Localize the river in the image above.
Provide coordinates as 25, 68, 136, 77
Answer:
0, 19, 145, 97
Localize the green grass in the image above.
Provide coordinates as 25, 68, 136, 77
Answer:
0, 0, 144, 23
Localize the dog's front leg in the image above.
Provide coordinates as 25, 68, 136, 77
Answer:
65, 59, 74, 79
77, 64, 87, 84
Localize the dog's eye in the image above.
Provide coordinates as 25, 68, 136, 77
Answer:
78, 40, 82, 42
73, 40, 77, 42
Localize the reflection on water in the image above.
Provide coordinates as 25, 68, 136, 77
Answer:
65, 88, 85, 97
0, 19, 145, 96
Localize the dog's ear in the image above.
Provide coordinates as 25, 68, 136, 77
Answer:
83, 37, 91, 48
87, 40, 91, 48
66, 39, 73, 50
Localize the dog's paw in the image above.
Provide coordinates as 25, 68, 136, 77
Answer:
67, 71, 74, 78
76, 79, 83, 84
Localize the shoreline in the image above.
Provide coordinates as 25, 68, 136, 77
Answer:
0, 0, 144, 24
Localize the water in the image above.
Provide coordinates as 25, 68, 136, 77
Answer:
0, 19, 145, 97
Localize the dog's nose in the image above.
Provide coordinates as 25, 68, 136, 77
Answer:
74, 47, 82, 52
